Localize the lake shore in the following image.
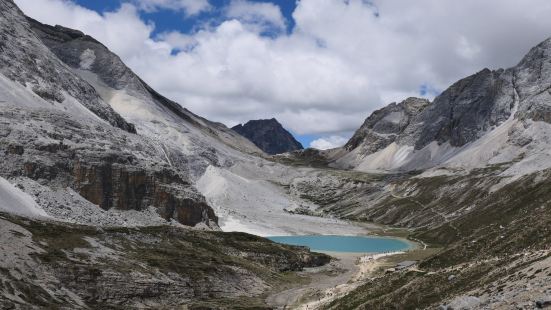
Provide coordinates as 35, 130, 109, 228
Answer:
265, 233, 428, 309
266, 250, 408, 309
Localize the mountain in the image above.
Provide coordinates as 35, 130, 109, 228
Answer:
232, 118, 303, 155
332, 39, 551, 175
0, 0, 226, 228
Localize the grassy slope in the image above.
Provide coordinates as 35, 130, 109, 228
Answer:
0, 214, 329, 309
323, 168, 551, 309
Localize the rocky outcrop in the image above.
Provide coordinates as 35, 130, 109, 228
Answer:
514, 38, 551, 123
232, 118, 303, 155
70, 162, 216, 226
412, 68, 514, 149
345, 97, 430, 152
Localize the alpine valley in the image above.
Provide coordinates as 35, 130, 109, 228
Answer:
2, 0, 551, 309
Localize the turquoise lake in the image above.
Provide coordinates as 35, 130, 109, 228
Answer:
267, 235, 411, 253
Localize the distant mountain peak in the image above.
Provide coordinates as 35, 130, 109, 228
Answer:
232, 118, 303, 155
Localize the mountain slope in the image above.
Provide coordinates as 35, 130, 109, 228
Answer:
280, 37, 551, 309
0, 1, 336, 307
20, 10, 357, 236
0, 0, 220, 227
0, 0, 367, 238
0, 1, 135, 133
334, 38, 551, 175
232, 118, 303, 155
27, 16, 264, 175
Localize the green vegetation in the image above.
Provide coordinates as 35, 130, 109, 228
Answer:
1, 214, 329, 309
322, 168, 551, 308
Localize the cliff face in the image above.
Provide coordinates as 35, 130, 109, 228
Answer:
232, 118, 303, 155
344, 97, 430, 153
71, 162, 217, 226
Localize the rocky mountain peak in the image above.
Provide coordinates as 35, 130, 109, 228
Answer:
335, 36, 551, 173
232, 118, 303, 155
344, 97, 430, 152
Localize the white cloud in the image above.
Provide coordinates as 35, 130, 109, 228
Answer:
310, 136, 348, 150
226, 0, 286, 33
14, 0, 551, 138
131, 0, 211, 15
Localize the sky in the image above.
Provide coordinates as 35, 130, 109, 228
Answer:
14, 0, 551, 149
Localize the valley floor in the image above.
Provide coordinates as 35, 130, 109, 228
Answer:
266, 247, 434, 310
267, 251, 371, 309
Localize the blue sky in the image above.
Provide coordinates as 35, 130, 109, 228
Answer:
72, 0, 297, 36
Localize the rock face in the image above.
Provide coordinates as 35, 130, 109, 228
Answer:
232, 118, 303, 155
335, 37, 551, 173
344, 97, 430, 153
0, 0, 135, 133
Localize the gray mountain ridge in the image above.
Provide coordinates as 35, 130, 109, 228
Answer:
332, 37, 551, 173
232, 118, 303, 155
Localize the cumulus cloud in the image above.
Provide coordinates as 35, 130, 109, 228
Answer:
310, 136, 348, 150
14, 0, 551, 144
130, 0, 211, 15
225, 0, 286, 33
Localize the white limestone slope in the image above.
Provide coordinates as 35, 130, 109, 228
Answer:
0, 177, 48, 218
75, 69, 264, 178
196, 165, 366, 236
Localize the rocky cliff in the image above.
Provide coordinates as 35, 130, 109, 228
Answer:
232, 118, 303, 155
344, 97, 430, 153
335, 38, 551, 174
